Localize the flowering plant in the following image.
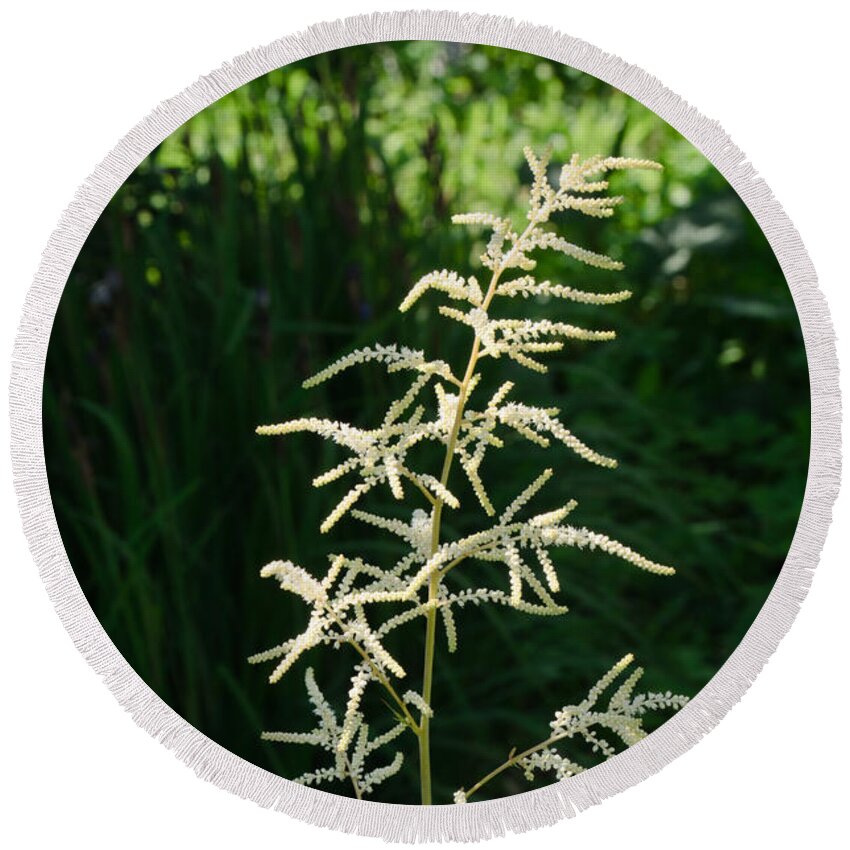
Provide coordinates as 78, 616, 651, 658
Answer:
249, 147, 688, 804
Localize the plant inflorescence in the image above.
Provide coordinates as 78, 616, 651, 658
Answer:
249, 146, 688, 804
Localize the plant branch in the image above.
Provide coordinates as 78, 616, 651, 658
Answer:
438, 541, 501, 579
400, 468, 438, 506
342, 752, 364, 800
325, 606, 421, 735
461, 731, 570, 802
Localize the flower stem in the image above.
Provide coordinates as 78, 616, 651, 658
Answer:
461, 732, 565, 802
343, 751, 364, 800
417, 214, 540, 804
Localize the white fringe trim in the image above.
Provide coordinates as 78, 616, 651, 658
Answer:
8, 9, 840, 843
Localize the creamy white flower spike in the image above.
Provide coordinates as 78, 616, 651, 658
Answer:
252, 148, 682, 801
261, 667, 405, 798
495, 275, 632, 304
454, 655, 688, 801
259, 560, 327, 604
403, 690, 434, 719
409, 509, 433, 557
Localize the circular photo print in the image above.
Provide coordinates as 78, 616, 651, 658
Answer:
43, 40, 809, 806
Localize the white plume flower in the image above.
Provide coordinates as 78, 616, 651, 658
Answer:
251, 146, 684, 804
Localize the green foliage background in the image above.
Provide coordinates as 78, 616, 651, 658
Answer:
43, 41, 809, 803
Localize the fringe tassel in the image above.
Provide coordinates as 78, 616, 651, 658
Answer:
8, 10, 840, 843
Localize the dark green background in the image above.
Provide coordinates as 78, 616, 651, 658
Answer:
43, 41, 809, 803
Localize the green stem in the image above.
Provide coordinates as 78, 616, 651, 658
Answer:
343, 752, 364, 800
417, 214, 540, 804
401, 468, 438, 506
462, 731, 568, 802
